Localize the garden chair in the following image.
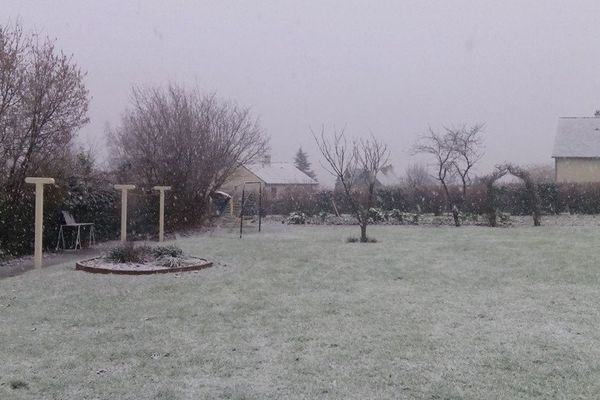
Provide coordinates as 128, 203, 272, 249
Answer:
56, 211, 95, 251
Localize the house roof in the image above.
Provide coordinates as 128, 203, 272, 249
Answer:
245, 163, 318, 185
339, 166, 401, 188
552, 117, 600, 158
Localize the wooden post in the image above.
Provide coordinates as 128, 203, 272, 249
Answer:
25, 177, 55, 269
114, 185, 135, 242
258, 183, 262, 232
152, 186, 171, 242
239, 188, 245, 239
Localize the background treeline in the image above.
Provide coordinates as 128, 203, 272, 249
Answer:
263, 183, 600, 217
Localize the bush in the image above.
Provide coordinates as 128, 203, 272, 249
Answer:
286, 211, 307, 224
105, 243, 147, 263
387, 209, 403, 223
105, 243, 184, 265
155, 255, 183, 268
368, 208, 385, 223
151, 245, 184, 258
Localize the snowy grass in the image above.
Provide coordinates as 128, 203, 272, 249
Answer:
1, 224, 600, 399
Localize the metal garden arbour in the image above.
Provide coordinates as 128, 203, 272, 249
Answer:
239, 181, 263, 238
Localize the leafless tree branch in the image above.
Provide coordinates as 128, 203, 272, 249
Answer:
314, 128, 389, 242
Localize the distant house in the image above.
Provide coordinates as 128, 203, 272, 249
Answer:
552, 117, 600, 183
221, 156, 319, 201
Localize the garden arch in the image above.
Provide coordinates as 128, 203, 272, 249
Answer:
482, 164, 541, 227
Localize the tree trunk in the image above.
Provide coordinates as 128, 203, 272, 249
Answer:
360, 223, 368, 242
486, 181, 497, 227
526, 182, 542, 227
488, 208, 497, 227
441, 181, 460, 227
451, 204, 461, 227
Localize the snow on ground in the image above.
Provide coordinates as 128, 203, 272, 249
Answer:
1, 223, 600, 399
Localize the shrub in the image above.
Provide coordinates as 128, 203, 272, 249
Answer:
287, 211, 307, 224
105, 243, 147, 263
368, 207, 385, 223
156, 255, 184, 268
105, 243, 184, 265
151, 245, 183, 258
387, 209, 403, 223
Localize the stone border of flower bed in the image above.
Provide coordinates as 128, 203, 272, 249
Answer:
75, 257, 213, 275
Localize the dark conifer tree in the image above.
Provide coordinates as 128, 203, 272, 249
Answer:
293, 147, 316, 179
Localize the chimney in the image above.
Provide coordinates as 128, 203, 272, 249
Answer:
262, 154, 271, 167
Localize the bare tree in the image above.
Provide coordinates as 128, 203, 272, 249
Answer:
109, 84, 268, 227
0, 22, 89, 195
414, 127, 459, 225
314, 128, 389, 242
404, 163, 432, 187
414, 124, 484, 226
448, 124, 485, 199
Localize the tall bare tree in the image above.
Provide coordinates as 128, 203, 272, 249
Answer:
314, 128, 389, 242
414, 124, 484, 226
109, 84, 268, 227
448, 124, 485, 199
0, 22, 89, 195
414, 127, 459, 224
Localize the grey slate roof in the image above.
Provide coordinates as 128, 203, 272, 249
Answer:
245, 163, 318, 185
552, 117, 600, 158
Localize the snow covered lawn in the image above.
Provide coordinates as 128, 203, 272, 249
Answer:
1, 224, 600, 399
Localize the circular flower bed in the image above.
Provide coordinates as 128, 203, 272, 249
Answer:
76, 244, 212, 275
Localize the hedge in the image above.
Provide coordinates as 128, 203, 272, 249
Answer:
262, 183, 600, 217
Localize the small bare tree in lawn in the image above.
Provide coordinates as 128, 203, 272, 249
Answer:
414, 124, 484, 226
449, 124, 485, 202
414, 127, 459, 225
314, 128, 389, 242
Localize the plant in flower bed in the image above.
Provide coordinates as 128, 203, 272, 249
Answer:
76, 242, 212, 274
75, 242, 213, 275
100, 243, 190, 270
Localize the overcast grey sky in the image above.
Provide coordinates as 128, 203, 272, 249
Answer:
5, 0, 600, 184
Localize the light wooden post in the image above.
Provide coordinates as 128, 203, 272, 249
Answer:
152, 186, 171, 242
114, 185, 135, 242
25, 177, 55, 269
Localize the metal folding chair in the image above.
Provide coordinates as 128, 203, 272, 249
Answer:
56, 211, 95, 251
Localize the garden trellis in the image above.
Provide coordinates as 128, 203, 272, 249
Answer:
239, 181, 263, 239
